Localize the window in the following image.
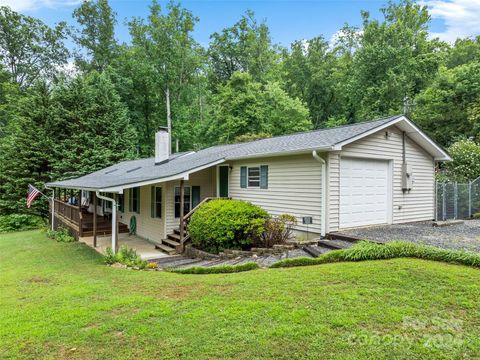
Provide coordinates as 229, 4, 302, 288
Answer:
151, 186, 162, 218
130, 187, 140, 213
174, 186, 191, 218
248, 167, 260, 187
241, 165, 268, 189
118, 194, 124, 212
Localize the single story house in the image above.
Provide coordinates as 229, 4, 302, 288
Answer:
46, 115, 451, 254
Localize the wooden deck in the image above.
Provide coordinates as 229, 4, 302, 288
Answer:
52, 199, 128, 239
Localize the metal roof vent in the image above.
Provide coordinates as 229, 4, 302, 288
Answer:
126, 166, 141, 173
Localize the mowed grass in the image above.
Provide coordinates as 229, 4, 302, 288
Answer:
1, 231, 480, 359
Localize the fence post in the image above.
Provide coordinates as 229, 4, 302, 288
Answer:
469, 180, 472, 218
442, 183, 446, 221
454, 182, 458, 220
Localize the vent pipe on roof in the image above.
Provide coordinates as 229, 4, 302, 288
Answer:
155, 128, 170, 164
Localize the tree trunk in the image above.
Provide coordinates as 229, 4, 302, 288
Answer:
179, 179, 184, 247
166, 86, 172, 155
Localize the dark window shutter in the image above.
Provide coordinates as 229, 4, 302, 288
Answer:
192, 186, 201, 208
128, 189, 132, 212
240, 166, 247, 188
260, 165, 268, 189
151, 187, 155, 218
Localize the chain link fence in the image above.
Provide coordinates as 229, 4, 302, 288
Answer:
436, 177, 480, 220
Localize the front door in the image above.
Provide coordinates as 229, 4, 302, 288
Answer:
218, 166, 229, 197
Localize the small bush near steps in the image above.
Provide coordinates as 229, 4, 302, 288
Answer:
104, 245, 147, 269
258, 214, 297, 248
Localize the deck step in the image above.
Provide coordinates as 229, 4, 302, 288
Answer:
317, 239, 355, 250
167, 233, 181, 241
163, 238, 180, 247
303, 245, 331, 258
325, 232, 361, 242
155, 243, 177, 255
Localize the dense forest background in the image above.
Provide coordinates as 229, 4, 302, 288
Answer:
1, 0, 480, 215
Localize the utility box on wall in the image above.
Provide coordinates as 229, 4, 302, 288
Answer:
402, 163, 413, 192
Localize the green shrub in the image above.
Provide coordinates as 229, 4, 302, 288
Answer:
45, 227, 75, 243
0, 214, 45, 233
104, 245, 147, 269
271, 241, 480, 269
473, 213, 480, 219
169, 262, 259, 274
189, 199, 269, 253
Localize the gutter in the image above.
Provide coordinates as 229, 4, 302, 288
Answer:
312, 150, 327, 238
96, 192, 118, 254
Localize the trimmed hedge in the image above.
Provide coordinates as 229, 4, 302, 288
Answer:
168, 262, 259, 274
189, 199, 269, 253
271, 241, 480, 269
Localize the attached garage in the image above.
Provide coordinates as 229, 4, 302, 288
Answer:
339, 157, 391, 228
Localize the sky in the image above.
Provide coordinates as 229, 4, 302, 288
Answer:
1, 0, 479, 47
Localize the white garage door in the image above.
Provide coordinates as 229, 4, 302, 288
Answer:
340, 158, 390, 228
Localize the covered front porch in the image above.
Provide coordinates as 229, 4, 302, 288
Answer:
79, 232, 168, 260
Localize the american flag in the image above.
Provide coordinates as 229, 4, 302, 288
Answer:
27, 184, 41, 208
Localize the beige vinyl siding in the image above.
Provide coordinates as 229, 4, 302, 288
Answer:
119, 184, 165, 243
328, 125, 435, 232
165, 167, 217, 234
229, 153, 323, 235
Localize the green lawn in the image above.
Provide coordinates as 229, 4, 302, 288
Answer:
1, 231, 480, 359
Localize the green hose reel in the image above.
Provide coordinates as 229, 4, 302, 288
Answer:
129, 215, 137, 235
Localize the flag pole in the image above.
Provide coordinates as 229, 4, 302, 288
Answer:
44, 185, 55, 231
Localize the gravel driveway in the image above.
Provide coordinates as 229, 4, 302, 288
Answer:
336, 220, 480, 253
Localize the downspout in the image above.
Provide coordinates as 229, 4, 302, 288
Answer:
312, 150, 326, 238
45, 185, 55, 231
96, 192, 117, 254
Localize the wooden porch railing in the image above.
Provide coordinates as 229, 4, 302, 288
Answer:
52, 199, 83, 238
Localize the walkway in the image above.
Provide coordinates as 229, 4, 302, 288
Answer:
150, 239, 356, 270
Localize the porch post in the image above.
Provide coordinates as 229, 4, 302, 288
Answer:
115, 194, 119, 253
51, 188, 55, 231
179, 179, 185, 243
112, 197, 118, 253
93, 192, 97, 247
78, 190, 83, 237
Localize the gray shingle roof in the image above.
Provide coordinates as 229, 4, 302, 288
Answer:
47, 115, 401, 190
